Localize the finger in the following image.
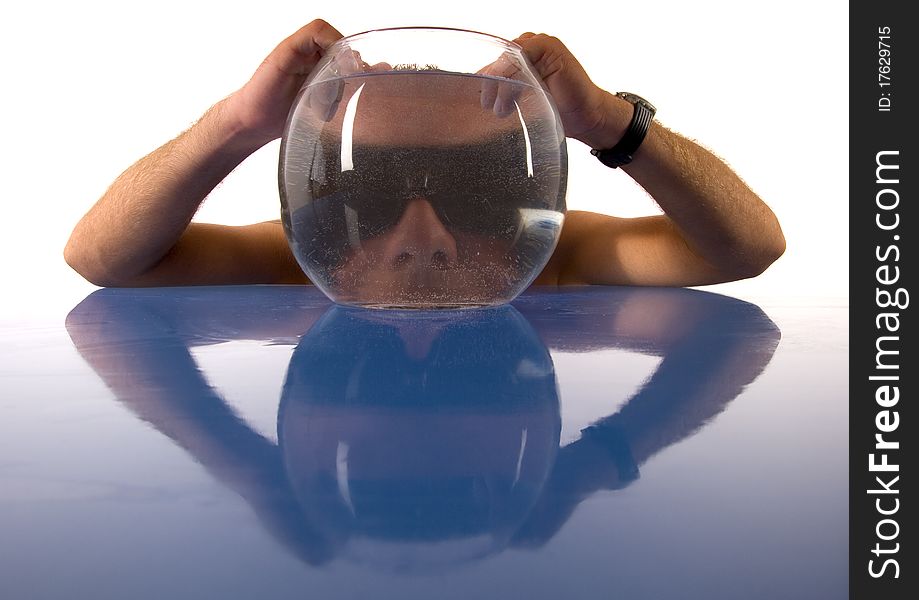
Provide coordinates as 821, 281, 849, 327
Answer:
477, 51, 520, 80
306, 61, 392, 122
480, 76, 498, 110
306, 49, 372, 121
271, 19, 344, 75
306, 78, 344, 122
477, 50, 524, 115
494, 80, 523, 118
330, 48, 364, 76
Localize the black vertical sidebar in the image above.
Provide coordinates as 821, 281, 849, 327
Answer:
850, 2, 915, 599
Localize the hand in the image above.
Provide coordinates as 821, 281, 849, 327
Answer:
223, 19, 344, 146
482, 33, 629, 148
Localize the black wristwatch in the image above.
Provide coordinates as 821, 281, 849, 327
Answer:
590, 92, 656, 169
580, 421, 640, 487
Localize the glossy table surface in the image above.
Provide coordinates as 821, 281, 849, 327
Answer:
0, 286, 847, 599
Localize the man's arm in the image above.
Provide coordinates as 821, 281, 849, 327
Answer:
67, 25, 785, 289
512, 289, 782, 547
64, 291, 335, 564
64, 20, 342, 287
515, 34, 786, 287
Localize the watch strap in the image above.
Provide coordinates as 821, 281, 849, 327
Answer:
591, 92, 656, 169
581, 422, 640, 487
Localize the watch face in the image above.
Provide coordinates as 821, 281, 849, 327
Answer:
617, 92, 656, 115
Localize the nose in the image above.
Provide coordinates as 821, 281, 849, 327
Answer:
380, 198, 458, 269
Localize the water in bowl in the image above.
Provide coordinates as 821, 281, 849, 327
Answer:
280, 71, 567, 308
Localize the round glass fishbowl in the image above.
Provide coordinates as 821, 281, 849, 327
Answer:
279, 27, 568, 309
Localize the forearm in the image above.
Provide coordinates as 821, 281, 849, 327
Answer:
580, 93, 786, 277
64, 99, 263, 285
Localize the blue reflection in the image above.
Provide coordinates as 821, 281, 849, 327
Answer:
280, 306, 559, 570
66, 286, 780, 573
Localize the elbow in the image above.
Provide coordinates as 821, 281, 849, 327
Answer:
729, 225, 786, 280
768, 228, 787, 265
63, 238, 102, 286
63, 236, 90, 282
757, 222, 787, 274
64, 236, 125, 287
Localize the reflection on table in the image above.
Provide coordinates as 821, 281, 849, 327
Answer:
66, 286, 780, 572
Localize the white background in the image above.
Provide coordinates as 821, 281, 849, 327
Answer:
0, 0, 848, 320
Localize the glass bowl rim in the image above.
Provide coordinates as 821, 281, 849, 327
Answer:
336, 26, 522, 50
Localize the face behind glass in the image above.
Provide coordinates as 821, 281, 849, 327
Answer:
331, 197, 519, 306
287, 71, 561, 306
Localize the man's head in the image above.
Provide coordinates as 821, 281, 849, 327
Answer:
278, 305, 560, 570
280, 69, 567, 307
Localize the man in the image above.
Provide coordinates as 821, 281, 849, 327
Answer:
64, 20, 785, 289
